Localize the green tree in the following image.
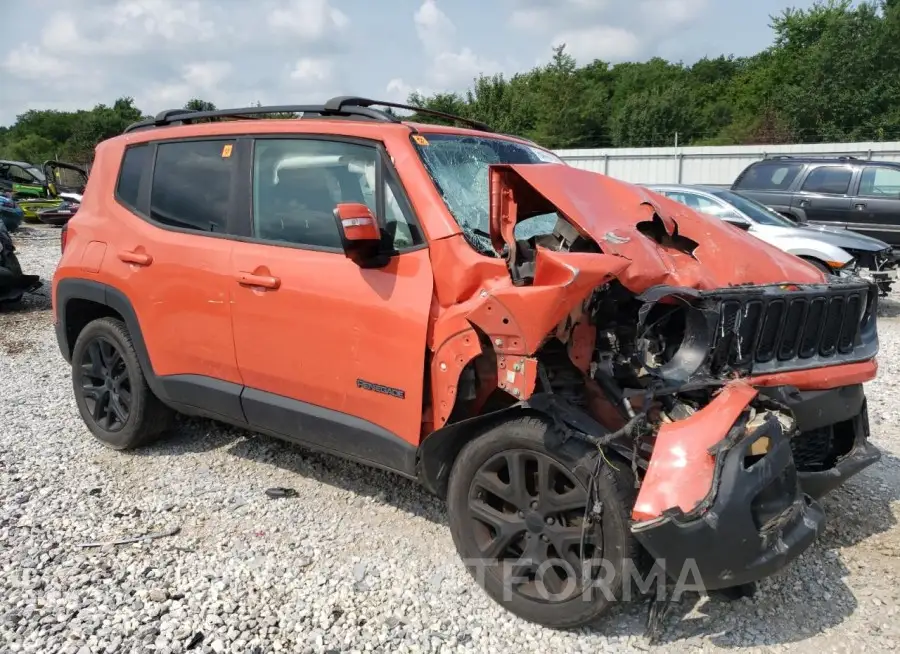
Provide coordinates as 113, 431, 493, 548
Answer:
184, 98, 217, 112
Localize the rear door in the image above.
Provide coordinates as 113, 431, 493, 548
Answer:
228, 135, 433, 471
107, 138, 245, 422
850, 164, 900, 246
791, 164, 856, 226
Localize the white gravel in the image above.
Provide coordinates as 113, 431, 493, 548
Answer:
2, 225, 899, 654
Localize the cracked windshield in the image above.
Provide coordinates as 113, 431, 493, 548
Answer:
411, 133, 565, 254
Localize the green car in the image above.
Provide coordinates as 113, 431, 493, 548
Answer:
0, 160, 47, 198
0, 159, 88, 223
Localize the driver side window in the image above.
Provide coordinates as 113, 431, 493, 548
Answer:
252, 139, 422, 251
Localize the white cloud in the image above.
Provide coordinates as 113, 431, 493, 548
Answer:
290, 58, 334, 84
0, 0, 351, 123
552, 26, 642, 63
3, 45, 73, 79
508, 0, 708, 63
133, 61, 235, 109
267, 0, 348, 39
390, 0, 503, 100
182, 62, 234, 90
430, 48, 501, 88
414, 0, 456, 55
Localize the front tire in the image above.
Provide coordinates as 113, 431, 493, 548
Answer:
801, 256, 833, 276
447, 416, 640, 629
71, 317, 173, 450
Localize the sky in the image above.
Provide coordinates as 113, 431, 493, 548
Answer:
1, 0, 819, 126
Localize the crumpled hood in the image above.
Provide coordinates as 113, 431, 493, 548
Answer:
490, 164, 826, 292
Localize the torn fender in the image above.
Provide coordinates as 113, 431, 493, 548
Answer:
465, 248, 631, 356
428, 248, 630, 430
632, 381, 759, 521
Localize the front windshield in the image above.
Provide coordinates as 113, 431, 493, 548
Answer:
710, 189, 796, 227
26, 166, 46, 182
411, 133, 565, 255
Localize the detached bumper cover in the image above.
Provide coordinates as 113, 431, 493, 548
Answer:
632, 414, 825, 590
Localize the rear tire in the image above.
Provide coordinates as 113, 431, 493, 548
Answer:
446, 416, 640, 629
71, 317, 173, 450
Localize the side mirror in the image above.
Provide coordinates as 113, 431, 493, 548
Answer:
724, 217, 752, 231
334, 202, 383, 266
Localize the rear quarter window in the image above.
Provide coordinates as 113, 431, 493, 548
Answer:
734, 162, 804, 191
116, 144, 150, 211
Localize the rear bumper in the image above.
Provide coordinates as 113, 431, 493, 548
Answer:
631, 383, 878, 591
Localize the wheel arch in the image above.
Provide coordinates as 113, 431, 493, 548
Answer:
417, 393, 634, 499
55, 278, 164, 399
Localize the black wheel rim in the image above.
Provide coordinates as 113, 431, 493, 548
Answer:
466, 449, 600, 602
79, 337, 131, 432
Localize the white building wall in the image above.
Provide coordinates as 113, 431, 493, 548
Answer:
554, 142, 900, 185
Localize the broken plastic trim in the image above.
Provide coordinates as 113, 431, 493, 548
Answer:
635, 285, 718, 386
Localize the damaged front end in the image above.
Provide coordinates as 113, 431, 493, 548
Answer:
427, 162, 881, 591
631, 385, 825, 590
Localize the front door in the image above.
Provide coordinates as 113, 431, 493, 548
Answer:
229, 136, 432, 473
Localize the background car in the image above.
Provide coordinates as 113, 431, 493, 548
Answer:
731, 155, 900, 251
646, 183, 897, 294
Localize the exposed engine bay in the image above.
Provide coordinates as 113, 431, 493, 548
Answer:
438, 166, 880, 533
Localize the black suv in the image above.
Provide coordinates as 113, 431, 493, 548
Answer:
733, 156, 900, 252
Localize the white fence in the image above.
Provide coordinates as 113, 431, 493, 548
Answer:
554, 141, 900, 185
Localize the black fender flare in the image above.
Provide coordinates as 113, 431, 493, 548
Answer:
55, 278, 169, 402
416, 393, 633, 498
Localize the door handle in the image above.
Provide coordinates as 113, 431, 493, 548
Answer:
854, 202, 867, 210
237, 272, 281, 290
799, 199, 811, 208
118, 250, 153, 266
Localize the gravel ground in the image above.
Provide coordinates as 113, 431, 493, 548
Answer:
1, 225, 899, 654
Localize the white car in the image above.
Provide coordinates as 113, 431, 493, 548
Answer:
647, 184, 897, 294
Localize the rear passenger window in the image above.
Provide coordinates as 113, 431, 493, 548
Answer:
116, 144, 149, 210
734, 162, 804, 191
800, 166, 852, 195
150, 140, 236, 232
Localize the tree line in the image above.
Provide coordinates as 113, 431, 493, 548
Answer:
1, 0, 898, 166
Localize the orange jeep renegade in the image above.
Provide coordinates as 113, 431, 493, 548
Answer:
52, 97, 881, 628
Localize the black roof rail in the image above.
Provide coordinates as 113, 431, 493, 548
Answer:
765, 154, 864, 162
123, 96, 493, 134
324, 96, 494, 132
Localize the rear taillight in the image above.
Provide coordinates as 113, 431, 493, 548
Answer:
60, 225, 68, 253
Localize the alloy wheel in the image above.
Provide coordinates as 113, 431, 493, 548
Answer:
78, 336, 132, 432
466, 449, 599, 601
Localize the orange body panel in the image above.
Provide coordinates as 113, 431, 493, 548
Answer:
632, 382, 759, 522
230, 243, 433, 445
53, 139, 242, 384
